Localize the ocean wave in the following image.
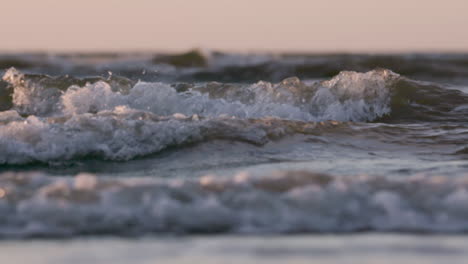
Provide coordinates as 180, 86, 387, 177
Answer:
2, 68, 467, 123
0, 107, 352, 164
200, 52, 468, 81
3, 68, 395, 121
0, 106, 466, 165
1, 170, 468, 237
1, 68, 467, 164
4, 52, 468, 82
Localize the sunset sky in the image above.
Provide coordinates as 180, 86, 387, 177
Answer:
1, 0, 467, 52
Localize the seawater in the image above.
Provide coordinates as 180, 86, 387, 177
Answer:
1, 51, 468, 261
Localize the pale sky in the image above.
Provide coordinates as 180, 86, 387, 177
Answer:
1, 0, 467, 53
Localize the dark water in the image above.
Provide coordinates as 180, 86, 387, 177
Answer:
0, 51, 468, 238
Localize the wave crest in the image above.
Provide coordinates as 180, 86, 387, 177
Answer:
2, 68, 402, 122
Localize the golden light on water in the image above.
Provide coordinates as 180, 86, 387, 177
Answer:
0, 188, 6, 199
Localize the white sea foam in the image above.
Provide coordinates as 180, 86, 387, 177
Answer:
2, 68, 397, 122
0, 108, 340, 164
1, 171, 468, 237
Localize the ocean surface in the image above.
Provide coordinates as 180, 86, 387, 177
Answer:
1, 51, 468, 262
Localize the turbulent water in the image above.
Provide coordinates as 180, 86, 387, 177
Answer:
0, 51, 468, 238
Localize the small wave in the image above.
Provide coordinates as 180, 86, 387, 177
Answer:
0, 108, 348, 164
1, 170, 468, 237
162, 53, 468, 82
152, 49, 210, 68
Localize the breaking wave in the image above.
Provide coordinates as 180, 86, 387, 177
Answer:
0, 68, 467, 164
0, 108, 348, 164
2, 68, 467, 122
1, 170, 468, 237
2, 68, 396, 121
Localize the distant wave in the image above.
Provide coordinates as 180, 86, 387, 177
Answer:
3, 52, 468, 82
2, 170, 468, 237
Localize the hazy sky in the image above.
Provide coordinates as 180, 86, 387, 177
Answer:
1, 0, 467, 52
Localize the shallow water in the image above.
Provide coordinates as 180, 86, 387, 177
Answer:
0, 52, 468, 262
2, 235, 468, 264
